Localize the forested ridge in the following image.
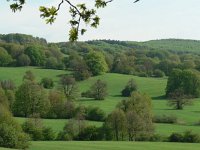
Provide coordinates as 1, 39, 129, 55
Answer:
1, 34, 200, 78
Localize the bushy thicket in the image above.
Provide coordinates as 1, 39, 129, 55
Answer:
169, 131, 200, 143
22, 117, 56, 141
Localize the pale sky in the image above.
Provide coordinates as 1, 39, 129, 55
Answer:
1, 0, 200, 42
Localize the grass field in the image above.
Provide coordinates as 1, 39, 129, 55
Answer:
28, 141, 200, 150
0, 67, 68, 86
2, 141, 200, 150
1, 67, 200, 138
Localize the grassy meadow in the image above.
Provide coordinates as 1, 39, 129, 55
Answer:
29, 141, 200, 150
1, 67, 200, 149
2, 142, 200, 150
0, 67, 68, 86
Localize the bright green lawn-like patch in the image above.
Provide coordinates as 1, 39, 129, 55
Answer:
78, 73, 167, 114
29, 141, 200, 150
0, 67, 68, 86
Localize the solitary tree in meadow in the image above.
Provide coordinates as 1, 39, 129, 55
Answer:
90, 79, 108, 100
60, 76, 80, 100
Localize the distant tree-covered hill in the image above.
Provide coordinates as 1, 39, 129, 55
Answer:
0, 33, 47, 45
1, 33, 200, 78
59, 39, 200, 54
130, 39, 200, 53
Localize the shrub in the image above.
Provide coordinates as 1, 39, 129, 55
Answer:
76, 126, 103, 141
149, 134, 164, 142
84, 80, 108, 100
138, 72, 148, 77
154, 69, 165, 77
73, 69, 91, 81
63, 100, 76, 119
169, 131, 200, 143
169, 133, 183, 142
153, 115, 178, 124
0, 80, 15, 90
22, 119, 44, 141
183, 131, 200, 143
42, 127, 56, 141
137, 134, 164, 142
22, 118, 56, 141
57, 132, 72, 141
0, 105, 30, 149
121, 79, 137, 97
86, 107, 106, 121
40, 78, 54, 89
57, 119, 86, 141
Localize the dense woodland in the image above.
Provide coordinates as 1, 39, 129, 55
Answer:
1, 34, 200, 149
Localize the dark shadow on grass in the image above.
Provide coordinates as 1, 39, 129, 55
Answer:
152, 95, 166, 100
192, 111, 200, 114
154, 108, 178, 111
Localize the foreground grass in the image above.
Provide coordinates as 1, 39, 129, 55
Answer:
29, 141, 200, 150
2, 142, 200, 150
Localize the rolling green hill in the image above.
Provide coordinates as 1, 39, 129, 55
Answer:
0, 67, 68, 86
59, 39, 200, 54
2, 67, 200, 137
140, 39, 200, 52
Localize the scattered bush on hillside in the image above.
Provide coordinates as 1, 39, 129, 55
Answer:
60, 76, 80, 100
76, 126, 103, 141
121, 79, 137, 97
154, 69, 165, 77
73, 69, 91, 81
17, 54, 31, 66
22, 115, 55, 141
0, 80, 15, 90
57, 119, 87, 141
0, 105, 30, 149
183, 131, 200, 143
40, 77, 54, 89
169, 131, 200, 143
169, 133, 183, 142
42, 127, 56, 141
83, 79, 108, 100
86, 106, 106, 121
